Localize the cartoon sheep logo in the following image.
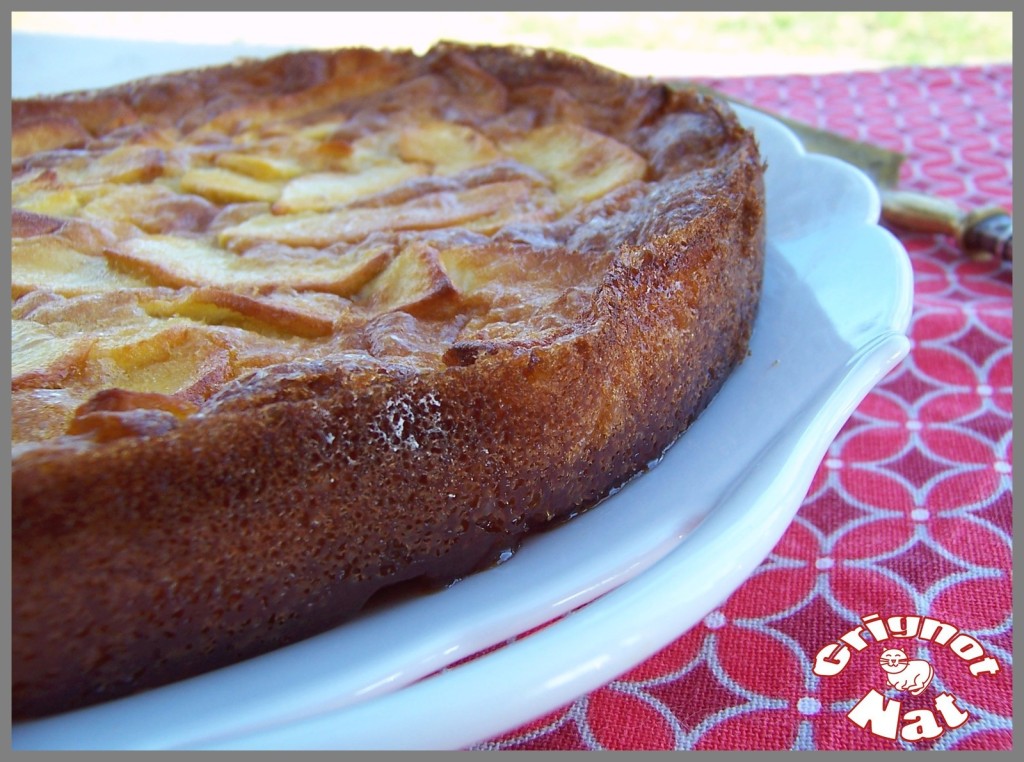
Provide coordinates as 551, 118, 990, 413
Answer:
879, 648, 935, 696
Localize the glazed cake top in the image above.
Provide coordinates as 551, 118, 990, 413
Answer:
11, 44, 746, 453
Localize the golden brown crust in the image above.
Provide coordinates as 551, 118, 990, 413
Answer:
11, 42, 765, 718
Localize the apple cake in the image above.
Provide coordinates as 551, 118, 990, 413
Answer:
11, 42, 766, 718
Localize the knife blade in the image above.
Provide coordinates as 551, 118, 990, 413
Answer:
680, 84, 1012, 262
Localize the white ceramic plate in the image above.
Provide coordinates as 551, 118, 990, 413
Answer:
12, 50, 913, 750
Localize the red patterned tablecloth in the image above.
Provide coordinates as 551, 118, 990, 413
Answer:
478, 65, 1013, 752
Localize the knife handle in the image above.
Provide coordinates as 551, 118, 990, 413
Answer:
880, 189, 1012, 261
962, 207, 1013, 262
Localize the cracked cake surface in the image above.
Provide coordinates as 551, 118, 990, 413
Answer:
11, 42, 766, 718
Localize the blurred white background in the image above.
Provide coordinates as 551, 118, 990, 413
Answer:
12, 11, 1012, 97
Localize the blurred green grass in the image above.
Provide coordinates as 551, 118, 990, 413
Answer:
497, 12, 1012, 66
